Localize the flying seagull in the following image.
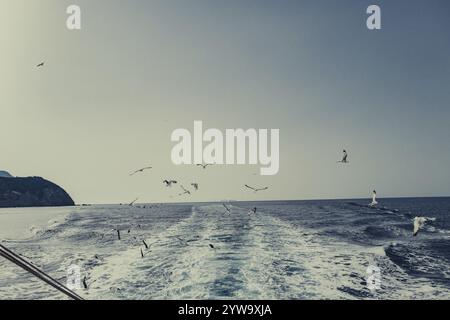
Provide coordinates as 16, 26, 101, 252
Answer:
140, 239, 154, 257
129, 166, 152, 176
36, 62, 44, 67
413, 217, 428, 237
163, 180, 177, 187
197, 164, 213, 169
176, 236, 189, 246
191, 183, 199, 191
179, 185, 191, 196
369, 190, 378, 207
129, 198, 139, 206
338, 150, 349, 163
245, 184, 269, 193
223, 203, 231, 213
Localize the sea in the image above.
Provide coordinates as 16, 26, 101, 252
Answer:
0, 197, 449, 300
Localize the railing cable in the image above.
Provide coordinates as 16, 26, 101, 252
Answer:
0, 244, 84, 300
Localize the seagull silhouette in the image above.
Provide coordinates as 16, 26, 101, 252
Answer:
179, 185, 191, 196
245, 184, 269, 193
129, 166, 152, 176
338, 149, 349, 163
176, 236, 189, 246
197, 164, 213, 169
139, 239, 155, 256
129, 198, 139, 206
36, 62, 44, 67
191, 183, 199, 190
82, 276, 88, 289
163, 180, 177, 187
223, 203, 231, 213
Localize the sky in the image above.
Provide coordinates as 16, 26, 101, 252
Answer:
1, 0, 450, 204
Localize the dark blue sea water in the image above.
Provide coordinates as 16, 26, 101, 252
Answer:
0, 197, 449, 299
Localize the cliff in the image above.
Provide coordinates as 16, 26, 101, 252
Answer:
0, 176, 75, 208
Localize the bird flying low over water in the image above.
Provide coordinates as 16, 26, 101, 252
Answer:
129, 198, 139, 206
36, 62, 44, 67
338, 150, 349, 163
413, 217, 430, 236
369, 190, 378, 207
129, 166, 152, 176
179, 185, 191, 196
163, 180, 177, 187
223, 203, 231, 213
249, 207, 257, 215
197, 164, 213, 169
245, 185, 269, 193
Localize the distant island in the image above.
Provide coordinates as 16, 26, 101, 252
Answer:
0, 171, 13, 178
0, 172, 74, 208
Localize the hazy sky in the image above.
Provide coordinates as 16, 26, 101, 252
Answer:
1, 0, 450, 204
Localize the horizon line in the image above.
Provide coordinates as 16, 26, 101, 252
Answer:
77, 195, 450, 206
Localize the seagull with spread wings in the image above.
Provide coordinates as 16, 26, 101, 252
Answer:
245, 184, 269, 193
129, 166, 152, 176
179, 185, 191, 196
129, 198, 139, 206
163, 180, 177, 187
338, 149, 349, 163
369, 190, 378, 207
223, 203, 231, 214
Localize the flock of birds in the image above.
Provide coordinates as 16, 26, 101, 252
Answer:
125, 162, 264, 214
34, 62, 431, 292
75, 161, 263, 290
78, 161, 266, 290
80, 143, 428, 290
337, 149, 432, 237
117, 149, 428, 243
35, 61, 269, 291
